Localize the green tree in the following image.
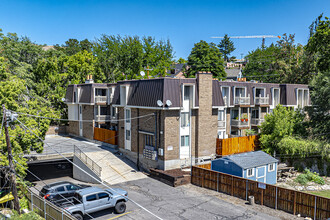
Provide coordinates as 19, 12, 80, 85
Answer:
218, 34, 235, 62
259, 105, 307, 154
306, 15, 330, 72
186, 40, 225, 79
244, 34, 312, 84
307, 71, 330, 141
177, 57, 187, 64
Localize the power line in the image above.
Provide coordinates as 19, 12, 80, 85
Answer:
13, 115, 163, 220
12, 110, 155, 123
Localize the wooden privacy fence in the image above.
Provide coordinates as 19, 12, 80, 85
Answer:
191, 165, 330, 220
216, 135, 259, 156
94, 127, 117, 145
25, 188, 75, 220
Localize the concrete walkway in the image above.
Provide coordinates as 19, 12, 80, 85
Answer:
43, 135, 147, 185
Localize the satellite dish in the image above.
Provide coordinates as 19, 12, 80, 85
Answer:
166, 100, 172, 107
157, 100, 163, 107
140, 71, 145, 77
61, 98, 66, 102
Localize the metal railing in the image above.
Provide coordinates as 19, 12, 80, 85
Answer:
251, 118, 264, 126
95, 96, 107, 103
255, 95, 269, 105
95, 115, 111, 121
25, 188, 75, 220
231, 119, 249, 127
218, 120, 225, 128
74, 145, 102, 177
234, 95, 250, 105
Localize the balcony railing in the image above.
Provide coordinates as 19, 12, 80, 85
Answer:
218, 120, 225, 128
231, 119, 249, 128
111, 114, 118, 123
222, 96, 228, 106
251, 118, 264, 126
95, 115, 110, 121
255, 95, 269, 105
95, 96, 107, 103
234, 95, 250, 105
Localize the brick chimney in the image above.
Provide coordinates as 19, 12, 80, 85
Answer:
196, 71, 217, 158
85, 75, 94, 84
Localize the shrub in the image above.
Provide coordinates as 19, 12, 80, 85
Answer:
294, 169, 325, 185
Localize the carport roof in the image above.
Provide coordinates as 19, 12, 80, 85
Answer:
223, 151, 278, 169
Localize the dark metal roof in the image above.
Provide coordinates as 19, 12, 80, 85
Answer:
212, 80, 224, 106
79, 84, 93, 103
65, 85, 75, 102
222, 151, 278, 169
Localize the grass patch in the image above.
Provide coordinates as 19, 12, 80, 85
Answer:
305, 190, 330, 198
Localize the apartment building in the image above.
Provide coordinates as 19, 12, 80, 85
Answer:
65, 73, 310, 170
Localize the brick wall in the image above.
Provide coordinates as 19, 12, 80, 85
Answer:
196, 73, 218, 158
68, 121, 79, 136
82, 105, 94, 140
164, 110, 180, 161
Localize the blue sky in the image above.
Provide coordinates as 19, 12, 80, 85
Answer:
0, 0, 329, 60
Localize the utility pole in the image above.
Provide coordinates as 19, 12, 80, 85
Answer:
2, 105, 20, 214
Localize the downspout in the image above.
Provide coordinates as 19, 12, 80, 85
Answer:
155, 111, 157, 151
137, 108, 140, 171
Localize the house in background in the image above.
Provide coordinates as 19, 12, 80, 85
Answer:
211, 151, 278, 184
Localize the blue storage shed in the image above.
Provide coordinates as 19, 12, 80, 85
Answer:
211, 151, 278, 185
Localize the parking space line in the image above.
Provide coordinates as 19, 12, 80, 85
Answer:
107, 211, 132, 220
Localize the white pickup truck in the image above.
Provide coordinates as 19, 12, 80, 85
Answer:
59, 186, 128, 220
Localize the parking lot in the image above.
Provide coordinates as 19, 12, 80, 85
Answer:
31, 175, 301, 220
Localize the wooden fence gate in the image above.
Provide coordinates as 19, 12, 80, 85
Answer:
216, 135, 259, 156
94, 127, 117, 145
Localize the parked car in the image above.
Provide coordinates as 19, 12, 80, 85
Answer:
60, 187, 128, 220
40, 181, 90, 202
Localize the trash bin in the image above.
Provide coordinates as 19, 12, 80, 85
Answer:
248, 196, 255, 205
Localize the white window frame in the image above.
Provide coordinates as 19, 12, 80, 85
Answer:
268, 163, 275, 172
221, 86, 230, 106
271, 87, 281, 108
247, 168, 254, 177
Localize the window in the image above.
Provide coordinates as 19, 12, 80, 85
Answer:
112, 107, 117, 117
73, 92, 76, 103
184, 86, 190, 100
268, 163, 275, 172
218, 110, 225, 121
247, 168, 254, 177
125, 109, 130, 123
180, 112, 190, 127
126, 130, 130, 141
251, 109, 259, 119
273, 88, 280, 106
256, 88, 265, 97
95, 88, 106, 96
232, 109, 239, 119
145, 135, 153, 146
261, 107, 267, 113
100, 107, 107, 115
56, 186, 66, 192
235, 87, 246, 97
98, 193, 109, 199
66, 184, 79, 191
86, 194, 97, 201
180, 135, 189, 146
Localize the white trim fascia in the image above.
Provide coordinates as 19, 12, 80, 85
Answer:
213, 106, 226, 109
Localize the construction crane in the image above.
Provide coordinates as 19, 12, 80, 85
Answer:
211, 35, 281, 48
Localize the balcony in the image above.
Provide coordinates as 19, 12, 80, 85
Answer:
218, 120, 225, 128
255, 95, 269, 105
95, 96, 107, 103
95, 115, 110, 121
110, 114, 118, 124
251, 118, 264, 126
234, 95, 250, 105
231, 119, 249, 128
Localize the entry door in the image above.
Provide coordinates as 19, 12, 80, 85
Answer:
79, 105, 83, 136
125, 109, 131, 150
256, 166, 266, 183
